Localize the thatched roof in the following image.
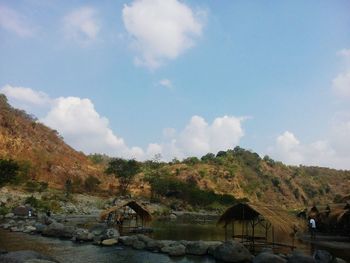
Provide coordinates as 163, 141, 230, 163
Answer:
217, 202, 304, 235
100, 200, 152, 222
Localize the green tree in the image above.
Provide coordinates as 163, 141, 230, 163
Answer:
0, 159, 19, 187
105, 158, 141, 195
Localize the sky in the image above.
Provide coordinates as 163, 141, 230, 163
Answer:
0, 0, 350, 169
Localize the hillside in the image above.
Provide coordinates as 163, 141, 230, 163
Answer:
0, 94, 112, 188
0, 93, 349, 209
134, 151, 350, 209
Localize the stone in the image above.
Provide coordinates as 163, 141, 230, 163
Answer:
42, 222, 75, 238
34, 223, 46, 233
253, 252, 287, 263
101, 238, 118, 246
24, 260, 57, 263
0, 249, 8, 254
4, 213, 14, 219
132, 240, 146, 250
334, 258, 347, 263
23, 226, 37, 233
105, 228, 120, 239
313, 250, 333, 263
0, 250, 58, 263
288, 251, 316, 263
207, 242, 222, 256
161, 242, 186, 257
185, 241, 210, 255
74, 228, 93, 242
118, 236, 138, 246
213, 240, 252, 263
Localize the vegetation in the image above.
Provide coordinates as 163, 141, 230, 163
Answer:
84, 175, 101, 192
105, 158, 141, 195
0, 159, 19, 187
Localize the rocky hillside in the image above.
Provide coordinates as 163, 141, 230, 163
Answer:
0, 94, 112, 188
0, 93, 349, 209
137, 151, 350, 209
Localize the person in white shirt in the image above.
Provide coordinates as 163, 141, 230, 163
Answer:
309, 217, 316, 239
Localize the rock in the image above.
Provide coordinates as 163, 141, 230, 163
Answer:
0, 249, 7, 254
213, 241, 252, 263
74, 228, 93, 242
313, 250, 333, 263
185, 241, 210, 255
23, 226, 37, 233
132, 240, 146, 250
42, 222, 75, 238
101, 238, 118, 246
24, 260, 57, 263
169, 214, 177, 220
89, 223, 107, 236
253, 252, 287, 263
104, 228, 119, 239
34, 223, 46, 233
161, 242, 186, 257
4, 213, 14, 219
118, 236, 138, 246
207, 242, 222, 256
0, 250, 58, 263
334, 258, 347, 263
136, 234, 152, 244
288, 251, 316, 263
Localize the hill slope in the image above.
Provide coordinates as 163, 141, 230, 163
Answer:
0, 94, 110, 188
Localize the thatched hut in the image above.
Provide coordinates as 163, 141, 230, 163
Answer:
100, 201, 152, 234
217, 203, 304, 250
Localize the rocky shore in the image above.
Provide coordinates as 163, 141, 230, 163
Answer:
0, 214, 347, 263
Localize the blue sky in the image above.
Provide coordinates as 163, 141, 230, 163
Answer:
1, 0, 350, 169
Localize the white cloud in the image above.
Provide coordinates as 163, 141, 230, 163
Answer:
332, 71, 350, 98
0, 5, 35, 37
268, 129, 350, 169
122, 0, 205, 69
41, 97, 143, 159
63, 7, 100, 44
1, 85, 51, 106
158, 79, 173, 89
332, 48, 350, 98
156, 115, 245, 160
1, 85, 246, 161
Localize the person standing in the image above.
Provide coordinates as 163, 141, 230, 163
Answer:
309, 217, 316, 239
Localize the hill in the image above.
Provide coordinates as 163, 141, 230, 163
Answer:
0, 93, 349, 209
0, 94, 112, 189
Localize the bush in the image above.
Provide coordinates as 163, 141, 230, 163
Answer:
84, 176, 101, 192
0, 159, 19, 187
0, 206, 10, 215
24, 181, 48, 193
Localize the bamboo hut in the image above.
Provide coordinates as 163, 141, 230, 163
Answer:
100, 201, 152, 234
217, 202, 304, 251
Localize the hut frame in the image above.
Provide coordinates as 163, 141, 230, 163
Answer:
217, 203, 302, 251
100, 201, 152, 234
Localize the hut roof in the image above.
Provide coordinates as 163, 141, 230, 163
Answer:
100, 200, 152, 222
217, 202, 304, 235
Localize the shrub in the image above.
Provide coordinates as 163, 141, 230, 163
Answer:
84, 176, 101, 192
0, 159, 19, 187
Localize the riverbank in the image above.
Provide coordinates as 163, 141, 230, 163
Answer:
0, 215, 348, 263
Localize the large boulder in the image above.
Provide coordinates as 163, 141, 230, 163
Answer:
213, 241, 252, 263
288, 251, 316, 263
118, 236, 138, 246
253, 252, 287, 263
42, 222, 75, 239
0, 250, 58, 263
313, 250, 333, 263
161, 242, 186, 257
185, 241, 210, 255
